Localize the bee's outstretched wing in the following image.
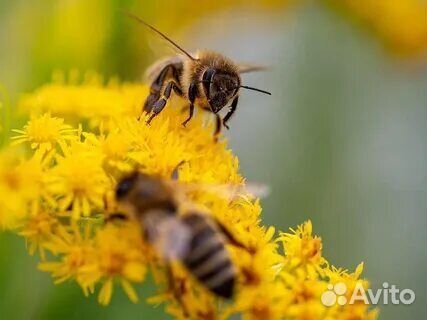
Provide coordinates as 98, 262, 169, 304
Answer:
207, 182, 270, 200
169, 162, 270, 201
173, 181, 270, 201
142, 211, 192, 261
238, 63, 269, 74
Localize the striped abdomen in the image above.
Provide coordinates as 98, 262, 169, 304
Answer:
182, 213, 235, 299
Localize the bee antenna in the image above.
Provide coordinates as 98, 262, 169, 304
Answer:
239, 85, 271, 95
171, 160, 186, 181
120, 10, 197, 61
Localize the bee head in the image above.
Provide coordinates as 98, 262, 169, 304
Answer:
116, 172, 176, 212
202, 69, 240, 114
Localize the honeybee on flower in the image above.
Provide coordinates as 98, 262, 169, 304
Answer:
122, 12, 271, 138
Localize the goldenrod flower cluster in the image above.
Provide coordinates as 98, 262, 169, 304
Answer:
328, 0, 427, 56
0, 74, 377, 320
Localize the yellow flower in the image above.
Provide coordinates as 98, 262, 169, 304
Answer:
46, 142, 110, 218
84, 131, 134, 173
2, 77, 377, 320
279, 221, 325, 277
11, 113, 77, 154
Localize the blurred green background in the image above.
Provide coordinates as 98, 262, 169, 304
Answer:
1, 1, 426, 319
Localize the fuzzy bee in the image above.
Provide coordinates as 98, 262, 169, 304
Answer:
111, 170, 268, 299
123, 11, 271, 136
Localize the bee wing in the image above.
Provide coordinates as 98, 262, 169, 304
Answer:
174, 182, 270, 201
144, 55, 183, 82
238, 63, 269, 74
241, 182, 271, 199
143, 211, 192, 261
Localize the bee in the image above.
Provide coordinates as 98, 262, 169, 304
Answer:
123, 11, 271, 137
112, 170, 268, 299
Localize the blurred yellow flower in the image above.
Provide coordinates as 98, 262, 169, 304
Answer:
19, 72, 146, 128
79, 223, 147, 305
328, 0, 427, 56
19, 210, 58, 259
0, 77, 377, 319
0, 150, 45, 228
38, 223, 96, 285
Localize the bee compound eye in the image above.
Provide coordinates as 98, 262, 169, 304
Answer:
116, 177, 134, 199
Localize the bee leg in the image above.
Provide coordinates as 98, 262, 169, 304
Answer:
104, 212, 128, 223
142, 66, 171, 117
181, 104, 194, 127
216, 219, 248, 250
140, 92, 160, 120
222, 96, 238, 130
146, 98, 167, 124
147, 80, 183, 125
142, 63, 183, 121
213, 114, 222, 142
182, 82, 198, 127
171, 160, 186, 180
166, 266, 190, 317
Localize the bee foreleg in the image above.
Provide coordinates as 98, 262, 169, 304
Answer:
222, 96, 239, 130
181, 82, 198, 127
147, 80, 182, 125
214, 114, 222, 142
